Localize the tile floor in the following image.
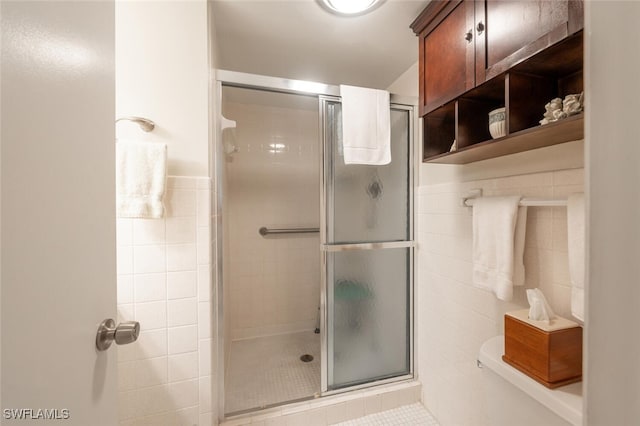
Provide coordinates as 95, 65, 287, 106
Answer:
334, 403, 440, 426
225, 331, 321, 414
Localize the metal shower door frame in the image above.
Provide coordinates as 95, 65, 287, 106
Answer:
318, 96, 416, 395
215, 70, 418, 418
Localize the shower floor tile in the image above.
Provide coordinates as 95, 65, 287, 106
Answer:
225, 331, 321, 414
335, 402, 440, 426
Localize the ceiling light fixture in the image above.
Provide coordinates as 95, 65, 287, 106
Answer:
321, 0, 381, 15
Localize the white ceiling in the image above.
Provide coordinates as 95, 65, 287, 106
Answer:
210, 0, 430, 89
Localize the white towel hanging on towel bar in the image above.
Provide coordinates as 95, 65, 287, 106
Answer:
339, 84, 391, 165
472, 195, 528, 301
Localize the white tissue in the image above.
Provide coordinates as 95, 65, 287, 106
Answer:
526, 288, 556, 322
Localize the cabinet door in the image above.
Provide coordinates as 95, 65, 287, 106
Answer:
477, 0, 584, 82
419, 0, 475, 115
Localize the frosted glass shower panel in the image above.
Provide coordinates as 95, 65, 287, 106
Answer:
322, 99, 413, 392
328, 105, 410, 243
327, 247, 411, 389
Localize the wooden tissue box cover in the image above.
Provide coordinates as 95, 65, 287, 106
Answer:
503, 309, 582, 389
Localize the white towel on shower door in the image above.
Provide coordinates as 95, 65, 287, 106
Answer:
339, 84, 391, 165
116, 140, 167, 219
567, 193, 585, 322
472, 196, 527, 301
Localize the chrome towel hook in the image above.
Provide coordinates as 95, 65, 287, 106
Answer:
116, 116, 155, 132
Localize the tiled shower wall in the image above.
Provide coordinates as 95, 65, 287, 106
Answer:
416, 167, 583, 425
223, 98, 320, 340
116, 176, 215, 426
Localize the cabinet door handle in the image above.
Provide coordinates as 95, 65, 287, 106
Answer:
465, 29, 473, 42
477, 21, 485, 35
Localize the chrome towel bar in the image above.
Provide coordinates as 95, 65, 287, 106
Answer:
463, 197, 568, 207
259, 226, 319, 236
461, 188, 568, 207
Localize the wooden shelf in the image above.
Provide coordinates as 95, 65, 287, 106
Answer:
424, 113, 584, 164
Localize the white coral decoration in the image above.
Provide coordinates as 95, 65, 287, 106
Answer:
540, 92, 583, 125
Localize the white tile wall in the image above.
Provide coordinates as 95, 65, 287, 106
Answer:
223, 100, 320, 340
135, 273, 167, 303
116, 176, 215, 425
169, 352, 199, 382
417, 168, 584, 426
167, 271, 198, 299
168, 298, 198, 327
169, 325, 199, 354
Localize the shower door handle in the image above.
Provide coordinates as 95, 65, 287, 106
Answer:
95, 318, 140, 351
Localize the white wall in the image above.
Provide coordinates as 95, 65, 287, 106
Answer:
116, 0, 209, 177
115, 1, 217, 424
390, 2, 640, 424
387, 61, 418, 97
584, 1, 640, 424
222, 93, 320, 340
388, 52, 585, 424
417, 168, 583, 425
415, 141, 584, 423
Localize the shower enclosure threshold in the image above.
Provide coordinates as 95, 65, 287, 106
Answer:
222, 379, 420, 425
225, 394, 321, 418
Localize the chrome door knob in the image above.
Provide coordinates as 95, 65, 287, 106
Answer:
114, 321, 140, 345
96, 318, 140, 351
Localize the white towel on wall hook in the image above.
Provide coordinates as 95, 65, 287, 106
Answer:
116, 140, 167, 219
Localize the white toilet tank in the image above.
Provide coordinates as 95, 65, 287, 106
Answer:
478, 336, 582, 426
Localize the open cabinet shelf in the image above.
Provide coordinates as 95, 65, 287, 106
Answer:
422, 31, 584, 164
424, 113, 584, 164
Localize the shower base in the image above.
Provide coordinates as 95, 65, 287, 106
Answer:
225, 331, 321, 414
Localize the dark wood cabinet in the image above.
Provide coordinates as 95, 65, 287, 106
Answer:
411, 0, 584, 116
417, 0, 475, 116
477, 0, 584, 82
411, 0, 584, 164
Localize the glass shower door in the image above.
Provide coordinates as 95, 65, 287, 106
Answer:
321, 99, 414, 391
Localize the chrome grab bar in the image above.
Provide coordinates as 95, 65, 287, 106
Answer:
259, 226, 319, 236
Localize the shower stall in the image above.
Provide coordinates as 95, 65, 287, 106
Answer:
216, 71, 415, 417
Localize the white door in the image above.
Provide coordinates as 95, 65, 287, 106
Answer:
1, 2, 118, 425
